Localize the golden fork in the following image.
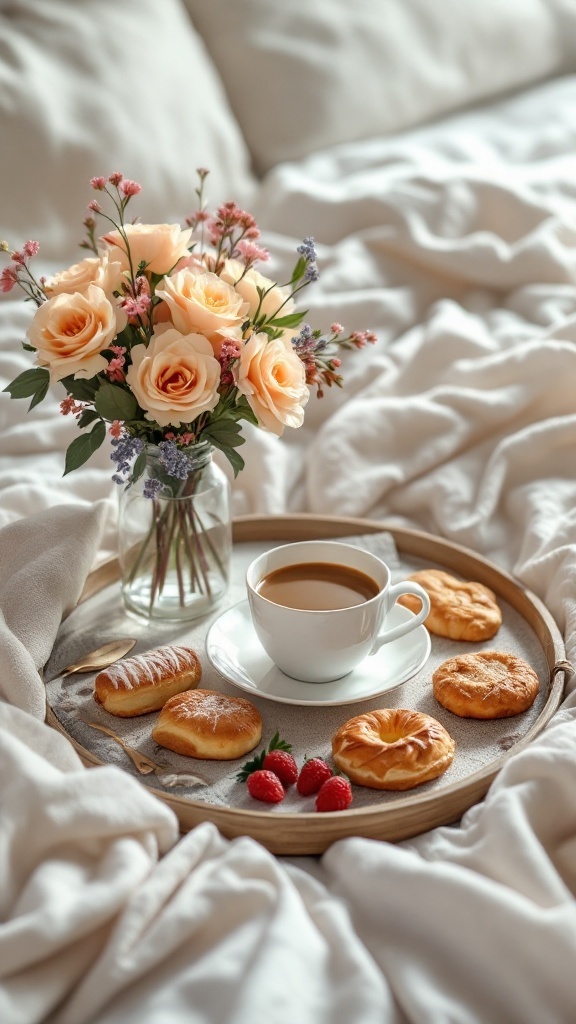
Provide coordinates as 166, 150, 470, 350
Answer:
84, 721, 208, 787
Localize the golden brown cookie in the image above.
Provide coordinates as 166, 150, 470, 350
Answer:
433, 651, 539, 719
398, 569, 502, 641
331, 708, 455, 790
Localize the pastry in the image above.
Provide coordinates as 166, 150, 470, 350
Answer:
94, 644, 201, 717
152, 688, 263, 759
433, 650, 539, 718
398, 568, 502, 641
331, 708, 455, 790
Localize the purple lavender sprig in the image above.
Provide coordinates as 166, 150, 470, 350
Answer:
296, 236, 319, 282
111, 434, 144, 484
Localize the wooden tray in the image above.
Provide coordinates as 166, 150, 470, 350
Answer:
45, 514, 567, 855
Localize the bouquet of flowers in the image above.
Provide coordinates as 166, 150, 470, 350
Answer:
2, 170, 375, 620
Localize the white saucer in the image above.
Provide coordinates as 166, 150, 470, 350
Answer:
205, 600, 431, 707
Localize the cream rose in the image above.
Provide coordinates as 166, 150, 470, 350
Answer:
43, 251, 124, 301
221, 259, 296, 322
126, 327, 221, 427
28, 284, 125, 381
100, 223, 193, 276
155, 267, 248, 346
236, 332, 309, 435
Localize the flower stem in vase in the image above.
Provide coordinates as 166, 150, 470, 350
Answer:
118, 443, 231, 622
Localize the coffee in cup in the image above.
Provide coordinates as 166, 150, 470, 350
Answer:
246, 540, 430, 683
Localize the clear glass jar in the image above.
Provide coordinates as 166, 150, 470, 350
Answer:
118, 441, 232, 622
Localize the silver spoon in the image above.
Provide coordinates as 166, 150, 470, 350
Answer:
60, 638, 137, 677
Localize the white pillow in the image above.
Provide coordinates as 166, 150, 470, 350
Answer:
185, 0, 565, 175
0, 0, 257, 262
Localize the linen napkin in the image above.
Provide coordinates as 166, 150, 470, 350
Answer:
0, 502, 108, 720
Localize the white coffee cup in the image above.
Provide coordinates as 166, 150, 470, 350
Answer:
246, 539, 430, 683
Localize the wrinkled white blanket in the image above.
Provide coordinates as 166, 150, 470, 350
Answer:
2, 72, 576, 1023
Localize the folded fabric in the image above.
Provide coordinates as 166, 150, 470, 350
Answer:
0, 503, 108, 721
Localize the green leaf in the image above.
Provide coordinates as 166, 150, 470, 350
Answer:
291, 255, 308, 284
94, 382, 139, 422
63, 420, 106, 475
267, 311, 307, 329
218, 445, 245, 478
60, 374, 98, 402
3, 367, 49, 399
21, 342, 36, 352
28, 378, 50, 411
234, 395, 259, 426
131, 448, 147, 484
77, 408, 100, 429
202, 418, 245, 449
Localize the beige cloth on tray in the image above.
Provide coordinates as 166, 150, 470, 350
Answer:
1, 504, 576, 1024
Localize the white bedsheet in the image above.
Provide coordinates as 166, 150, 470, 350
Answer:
1, 72, 576, 1022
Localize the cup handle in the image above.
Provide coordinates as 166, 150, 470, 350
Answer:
369, 581, 430, 654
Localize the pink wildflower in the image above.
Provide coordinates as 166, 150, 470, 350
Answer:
244, 226, 261, 241
108, 172, 123, 186
23, 240, 40, 258
349, 330, 377, 348
330, 323, 344, 335
120, 179, 141, 197
122, 295, 151, 318
206, 217, 224, 245
109, 420, 123, 438
11, 251, 26, 265
90, 176, 106, 190
0, 266, 18, 292
60, 396, 84, 416
179, 432, 194, 445
88, 199, 101, 214
236, 239, 269, 265
164, 432, 176, 440
196, 167, 209, 179
107, 344, 127, 382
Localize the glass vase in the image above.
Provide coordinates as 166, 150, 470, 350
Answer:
118, 441, 232, 622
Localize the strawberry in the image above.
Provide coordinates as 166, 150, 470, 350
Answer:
236, 731, 293, 782
296, 757, 333, 796
247, 769, 285, 804
263, 749, 298, 787
315, 776, 352, 812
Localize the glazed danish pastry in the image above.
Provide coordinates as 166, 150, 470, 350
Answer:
397, 568, 502, 641
94, 644, 201, 717
332, 708, 455, 790
433, 650, 539, 718
152, 688, 262, 760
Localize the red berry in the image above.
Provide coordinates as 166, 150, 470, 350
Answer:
247, 769, 285, 804
315, 776, 353, 812
296, 757, 333, 796
263, 749, 298, 787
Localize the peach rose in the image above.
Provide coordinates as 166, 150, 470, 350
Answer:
155, 267, 248, 347
28, 284, 125, 381
100, 223, 193, 276
43, 252, 124, 301
221, 259, 296, 322
235, 332, 309, 435
126, 327, 221, 427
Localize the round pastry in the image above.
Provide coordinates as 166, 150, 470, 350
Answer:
331, 708, 455, 791
397, 569, 502, 641
152, 688, 263, 759
433, 650, 539, 718
94, 644, 201, 717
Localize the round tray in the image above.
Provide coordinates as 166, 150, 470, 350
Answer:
45, 514, 567, 855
